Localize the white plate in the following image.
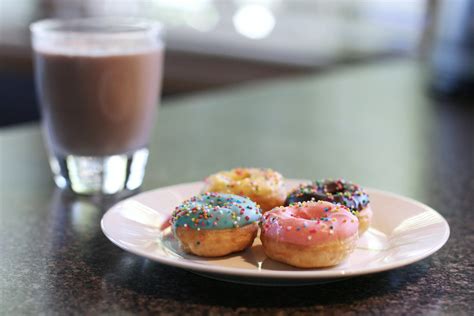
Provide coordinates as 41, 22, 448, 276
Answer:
101, 180, 450, 286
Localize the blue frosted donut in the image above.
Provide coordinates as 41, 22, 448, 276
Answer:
171, 192, 262, 230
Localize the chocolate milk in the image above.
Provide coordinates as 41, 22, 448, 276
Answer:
35, 48, 162, 156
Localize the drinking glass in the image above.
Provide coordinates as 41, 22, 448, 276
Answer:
31, 18, 164, 194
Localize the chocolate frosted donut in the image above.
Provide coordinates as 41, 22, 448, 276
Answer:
285, 179, 372, 235
285, 179, 369, 211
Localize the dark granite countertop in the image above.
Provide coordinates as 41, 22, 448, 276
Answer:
1, 60, 473, 315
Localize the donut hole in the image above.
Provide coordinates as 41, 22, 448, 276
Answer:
231, 169, 252, 181
324, 181, 346, 195
292, 208, 325, 221
212, 196, 239, 208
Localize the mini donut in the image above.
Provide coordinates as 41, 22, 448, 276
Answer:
171, 192, 262, 257
285, 179, 372, 235
202, 168, 286, 212
260, 201, 359, 268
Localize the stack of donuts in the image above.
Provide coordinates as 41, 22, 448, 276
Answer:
169, 168, 372, 268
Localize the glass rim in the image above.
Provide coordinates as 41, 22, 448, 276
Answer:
30, 17, 164, 39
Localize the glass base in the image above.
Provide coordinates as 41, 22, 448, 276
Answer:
49, 148, 149, 195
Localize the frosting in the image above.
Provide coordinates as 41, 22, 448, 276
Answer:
261, 200, 358, 246
202, 168, 285, 198
285, 179, 370, 213
171, 192, 261, 230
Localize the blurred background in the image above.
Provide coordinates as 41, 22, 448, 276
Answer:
0, 0, 473, 126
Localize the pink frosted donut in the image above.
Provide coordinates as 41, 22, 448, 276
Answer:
260, 200, 359, 268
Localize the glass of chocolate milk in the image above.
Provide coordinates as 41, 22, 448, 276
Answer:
31, 18, 164, 194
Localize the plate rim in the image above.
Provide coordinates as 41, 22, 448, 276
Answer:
101, 180, 450, 280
